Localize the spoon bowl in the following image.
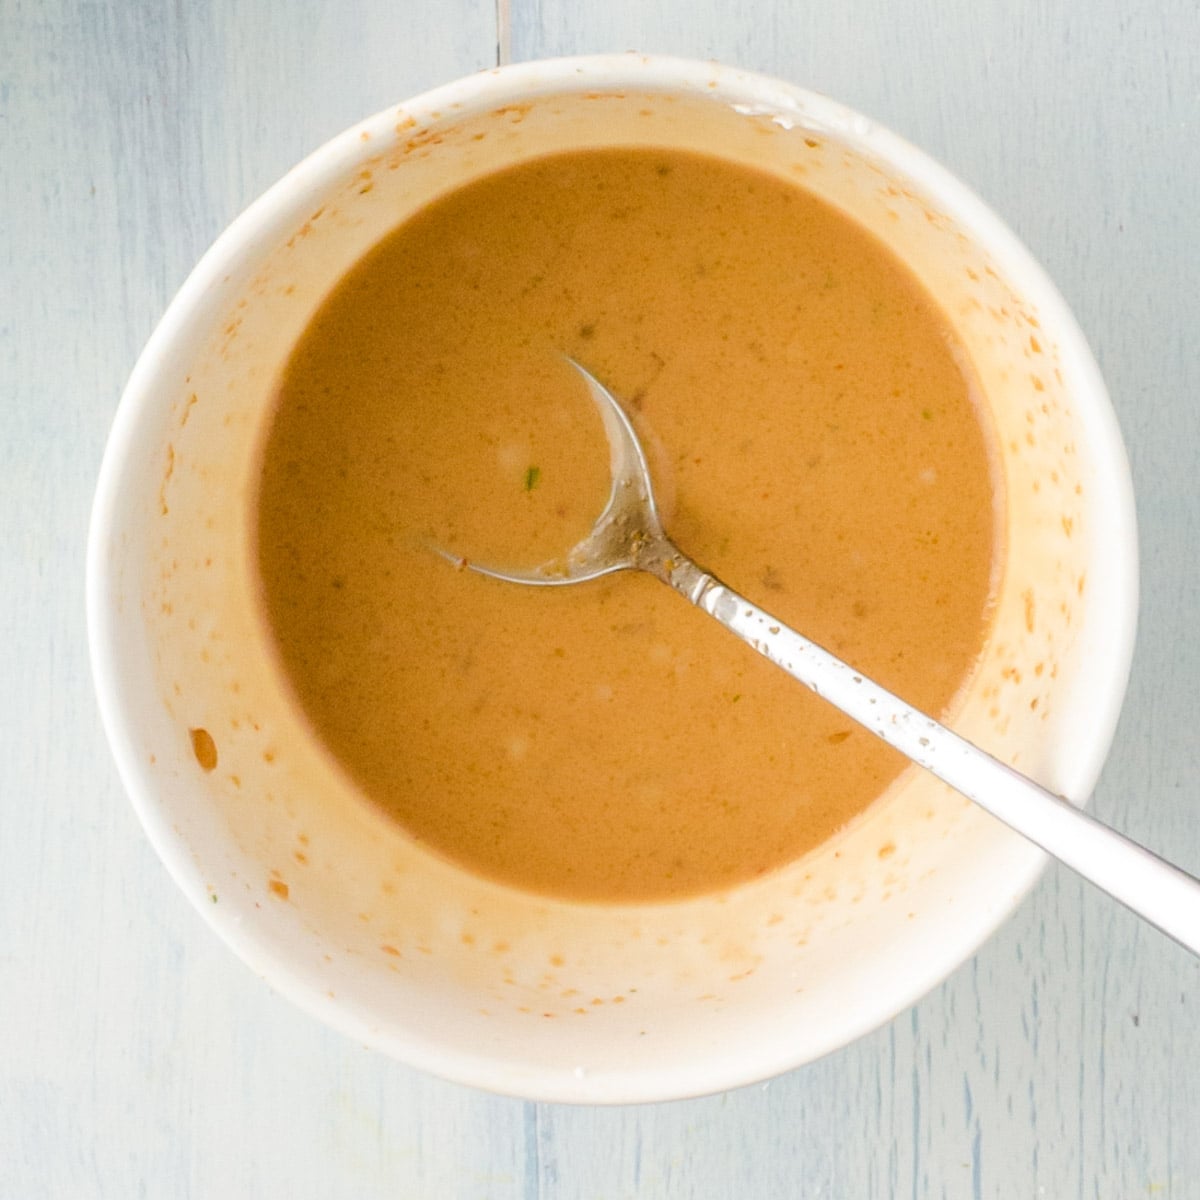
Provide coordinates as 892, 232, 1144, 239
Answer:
446, 360, 666, 585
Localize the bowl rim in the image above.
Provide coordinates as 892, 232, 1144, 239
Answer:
87, 52, 1138, 1103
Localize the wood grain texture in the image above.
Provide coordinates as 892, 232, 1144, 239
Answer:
2, 0, 1198, 1196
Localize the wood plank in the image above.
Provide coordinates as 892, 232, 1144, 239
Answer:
506, 3, 1200, 1197
0, 3, 526, 1198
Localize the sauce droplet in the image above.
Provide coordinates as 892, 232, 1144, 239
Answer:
189, 727, 218, 772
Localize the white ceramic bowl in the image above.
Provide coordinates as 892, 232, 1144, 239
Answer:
87, 55, 1137, 1103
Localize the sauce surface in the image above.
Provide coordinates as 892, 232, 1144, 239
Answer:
254, 147, 1002, 901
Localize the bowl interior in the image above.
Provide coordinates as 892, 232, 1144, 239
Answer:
88, 56, 1136, 1102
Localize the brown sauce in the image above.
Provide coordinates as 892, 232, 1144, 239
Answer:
253, 147, 1002, 902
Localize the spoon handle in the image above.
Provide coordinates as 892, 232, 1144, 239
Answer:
657, 550, 1200, 956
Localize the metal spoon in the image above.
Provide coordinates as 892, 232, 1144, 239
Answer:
449, 360, 1200, 955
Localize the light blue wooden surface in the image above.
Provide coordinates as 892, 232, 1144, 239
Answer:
3, 2, 1198, 1196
